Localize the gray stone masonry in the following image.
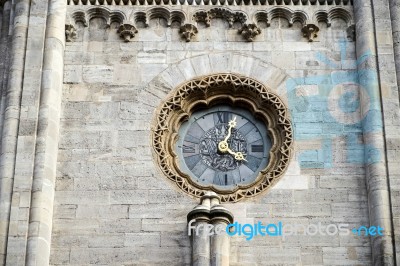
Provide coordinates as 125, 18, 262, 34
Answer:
0, 0, 399, 265
53, 3, 372, 265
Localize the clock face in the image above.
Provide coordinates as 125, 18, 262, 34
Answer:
176, 105, 271, 190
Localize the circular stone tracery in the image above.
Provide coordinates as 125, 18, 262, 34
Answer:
151, 73, 293, 202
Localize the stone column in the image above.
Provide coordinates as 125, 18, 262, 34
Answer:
25, 0, 66, 265
387, 0, 400, 263
353, 0, 395, 264
0, 7, 2, 35
188, 192, 234, 266
0, 0, 11, 145
390, 0, 400, 89
0, 1, 30, 264
5, 0, 51, 263
210, 203, 234, 266
188, 193, 212, 266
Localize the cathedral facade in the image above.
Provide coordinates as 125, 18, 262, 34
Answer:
0, 0, 399, 265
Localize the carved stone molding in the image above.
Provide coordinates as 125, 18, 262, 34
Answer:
313, 7, 353, 27
151, 73, 293, 203
194, 8, 247, 28
238, 23, 261, 42
118, 23, 138, 41
210, 8, 247, 27
193, 11, 211, 27
66, 6, 354, 43
70, 11, 87, 27
180, 24, 198, 42
302, 23, 319, 42
267, 7, 308, 27
146, 8, 186, 27
68, 7, 141, 41
67, 0, 353, 6
65, 24, 77, 42
253, 11, 270, 28
69, 7, 127, 28
86, 7, 126, 26
252, 7, 353, 29
133, 11, 148, 27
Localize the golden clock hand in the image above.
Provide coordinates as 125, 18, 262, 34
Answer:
217, 117, 247, 161
223, 116, 237, 142
234, 152, 247, 162
225, 146, 236, 156
218, 117, 237, 153
225, 147, 247, 162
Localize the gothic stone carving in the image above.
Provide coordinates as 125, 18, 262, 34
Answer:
302, 24, 319, 42
254, 11, 270, 28
67, 6, 354, 43
238, 23, 261, 42
180, 24, 198, 42
314, 8, 353, 28
133, 11, 149, 28
147, 8, 186, 27
268, 7, 308, 27
67, 0, 353, 6
193, 8, 247, 28
193, 11, 211, 27
69, 7, 134, 41
151, 73, 293, 203
65, 24, 77, 42
118, 23, 138, 41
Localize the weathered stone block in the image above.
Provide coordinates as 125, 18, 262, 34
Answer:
82, 65, 114, 83
64, 65, 82, 84
124, 232, 160, 247
110, 190, 148, 204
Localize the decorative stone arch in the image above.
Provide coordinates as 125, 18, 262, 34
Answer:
267, 7, 309, 27
144, 52, 291, 102
69, 6, 128, 27
147, 52, 295, 202
146, 7, 187, 27
313, 7, 353, 28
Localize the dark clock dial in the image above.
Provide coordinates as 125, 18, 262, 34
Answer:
176, 105, 271, 190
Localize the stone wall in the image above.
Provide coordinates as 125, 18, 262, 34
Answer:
50, 3, 377, 265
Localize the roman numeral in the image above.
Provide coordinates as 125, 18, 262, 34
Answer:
183, 144, 195, 153
251, 145, 264, 152
216, 112, 229, 124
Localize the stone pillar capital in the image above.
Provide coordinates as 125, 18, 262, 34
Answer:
210, 205, 234, 225
188, 192, 233, 266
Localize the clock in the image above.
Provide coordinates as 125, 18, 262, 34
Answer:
176, 105, 271, 190
152, 73, 293, 202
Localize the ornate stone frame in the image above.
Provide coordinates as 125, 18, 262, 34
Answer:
151, 73, 293, 202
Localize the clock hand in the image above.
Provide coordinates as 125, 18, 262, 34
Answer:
234, 152, 247, 162
217, 117, 247, 161
218, 117, 236, 153
225, 146, 236, 156
224, 146, 247, 162
223, 117, 237, 142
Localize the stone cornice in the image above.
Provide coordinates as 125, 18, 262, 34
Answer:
66, 5, 354, 42
68, 0, 352, 6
